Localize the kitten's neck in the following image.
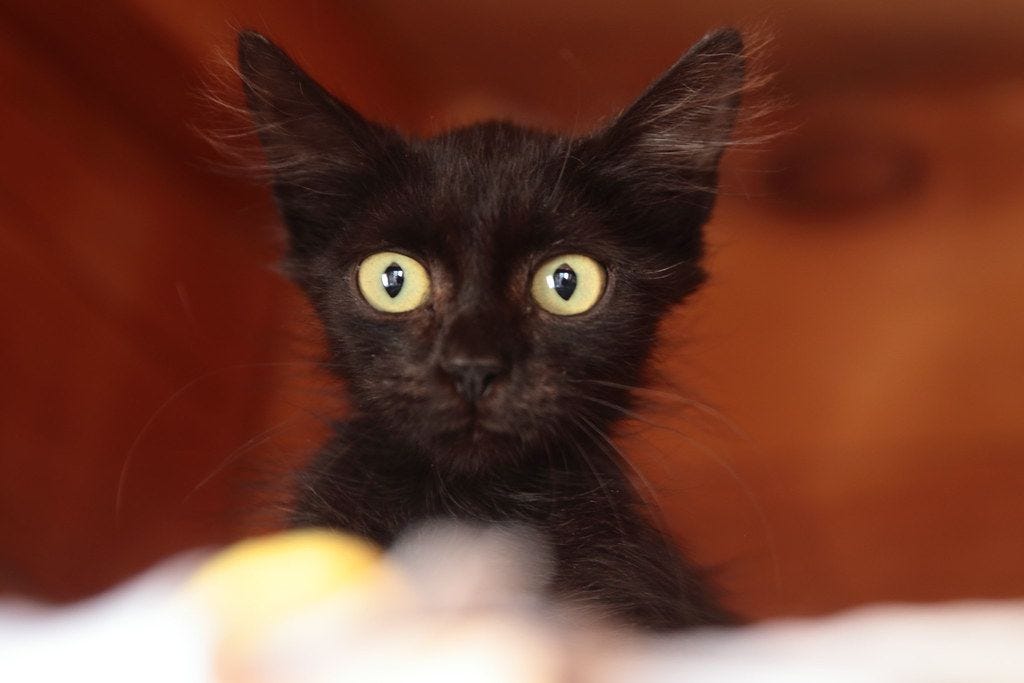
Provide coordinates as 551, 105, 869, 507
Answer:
292, 417, 637, 544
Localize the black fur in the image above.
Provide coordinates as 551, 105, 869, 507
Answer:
238, 28, 744, 630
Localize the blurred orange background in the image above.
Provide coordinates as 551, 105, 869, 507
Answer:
1, 1, 1022, 620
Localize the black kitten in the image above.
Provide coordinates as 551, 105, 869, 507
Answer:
237, 28, 744, 630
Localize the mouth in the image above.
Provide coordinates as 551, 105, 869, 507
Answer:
439, 412, 495, 441
431, 408, 512, 448
404, 391, 519, 452
416, 404, 531, 473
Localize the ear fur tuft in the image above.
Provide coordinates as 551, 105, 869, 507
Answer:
587, 28, 746, 202
235, 31, 405, 256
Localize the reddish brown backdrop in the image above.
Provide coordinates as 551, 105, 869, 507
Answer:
2, 1, 1022, 619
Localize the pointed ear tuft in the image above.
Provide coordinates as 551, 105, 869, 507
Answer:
587, 28, 746, 203
236, 31, 404, 256
236, 30, 397, 181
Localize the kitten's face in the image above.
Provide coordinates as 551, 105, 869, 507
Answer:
301, 125, 690, 468
238, 30, 744, 472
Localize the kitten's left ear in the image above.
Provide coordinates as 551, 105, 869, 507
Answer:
583, 28, 745, 233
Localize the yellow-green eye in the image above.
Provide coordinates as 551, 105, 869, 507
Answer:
531, 254, 606, 316
357, 251, 430, 313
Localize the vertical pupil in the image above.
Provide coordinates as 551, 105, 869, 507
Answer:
549, 264, 577, 301
381, 263, 404, 298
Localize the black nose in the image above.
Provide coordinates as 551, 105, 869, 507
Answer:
441, 356, 505, 403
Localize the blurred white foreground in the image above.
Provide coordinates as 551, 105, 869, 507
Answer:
1, 524, 1022, 683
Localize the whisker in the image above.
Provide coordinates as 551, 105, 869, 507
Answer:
181, 413, 308, 505
574, 391, 782, 596
548, 137, 575, 207
567, 414, 629, 540
574, 410, 663, 514
116, 359, 343, 525
567, 377, 754, 445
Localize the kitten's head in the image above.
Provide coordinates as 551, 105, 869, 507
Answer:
238, 30, 744, 473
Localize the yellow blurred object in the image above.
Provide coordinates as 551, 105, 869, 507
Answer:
188, 530, 396, 645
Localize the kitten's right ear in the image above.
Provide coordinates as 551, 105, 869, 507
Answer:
237, 31, 403, 255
